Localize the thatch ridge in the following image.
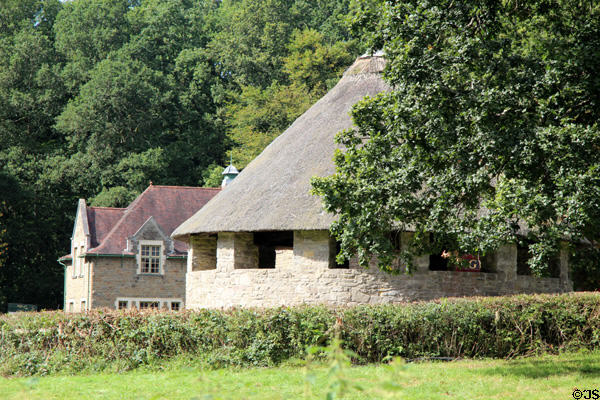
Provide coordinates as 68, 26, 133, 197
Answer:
172, 56, 390, 238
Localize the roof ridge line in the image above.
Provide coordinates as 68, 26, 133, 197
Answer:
90, 187, 152, 252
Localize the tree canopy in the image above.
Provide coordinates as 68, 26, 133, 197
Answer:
313, 0, 600, 276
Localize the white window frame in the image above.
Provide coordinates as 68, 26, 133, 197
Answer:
114, 297, 183, 311
80, 298, 87, 312
67, 300, 74, 313
137, 240, 165, 275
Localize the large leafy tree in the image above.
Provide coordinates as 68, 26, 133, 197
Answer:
209, 0, 359, 170
53, 0, 133, 92
226, 28, 357, 168
313, 0, 600, 275
52, 0, 226, 203
209, 0, 354, 89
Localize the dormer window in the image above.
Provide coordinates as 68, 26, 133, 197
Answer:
141, 245, 160, 273
137, 240, 164, 275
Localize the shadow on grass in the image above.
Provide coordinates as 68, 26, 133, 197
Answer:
478, 356, 600, 379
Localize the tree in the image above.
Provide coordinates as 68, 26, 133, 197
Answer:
226, 83, 314, 168
209, 0, 355, 89
201, 163, 225, 188
54, 0, 227, 191
0, 207, 7, 269
283, 29, 356, 95
0, 1, 69, 310
227, 29, 356, 168
54, 0, 132, 91
90, 186, 139, 208
312, 0, 600, 275
0, 172, 65, 311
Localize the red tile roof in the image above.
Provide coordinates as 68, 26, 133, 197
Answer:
86, 185, 220, 255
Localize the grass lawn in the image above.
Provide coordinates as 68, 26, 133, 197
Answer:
1, 350, 598, 399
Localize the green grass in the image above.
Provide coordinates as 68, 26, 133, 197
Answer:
1, 350, 598, 399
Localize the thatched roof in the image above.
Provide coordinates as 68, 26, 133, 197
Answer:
172, 55, 390, 238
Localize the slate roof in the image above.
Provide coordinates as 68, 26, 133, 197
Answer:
172, 54, 390, 237
87, 207, 125, 248
83, 185, 219, 255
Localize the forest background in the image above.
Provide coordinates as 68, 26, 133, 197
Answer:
0, 0, 362, 310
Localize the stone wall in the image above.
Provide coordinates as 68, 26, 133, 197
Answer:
91, 256, 186, 309
185, 230, 572, 309
233, 232, 258, 269
65, 204, 91, 313
64, 258, 90, 312
188, 234, 217, 271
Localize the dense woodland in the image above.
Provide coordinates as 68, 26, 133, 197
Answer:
0, 0, 362, 310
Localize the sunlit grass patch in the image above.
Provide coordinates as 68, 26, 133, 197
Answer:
1, 350, 598, 400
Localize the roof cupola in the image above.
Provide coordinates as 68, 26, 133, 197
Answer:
221, 164, 239, 188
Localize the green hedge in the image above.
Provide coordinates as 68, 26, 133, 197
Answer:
1, 293, 599, 376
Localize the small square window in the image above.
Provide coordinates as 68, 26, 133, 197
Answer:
118, 301, 128, 310
170, 302, 180, 311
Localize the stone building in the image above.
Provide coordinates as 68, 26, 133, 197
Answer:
60, 185, 219, 312
172, 54, 572, 309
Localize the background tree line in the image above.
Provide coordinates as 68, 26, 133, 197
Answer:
0, 0, 362, 310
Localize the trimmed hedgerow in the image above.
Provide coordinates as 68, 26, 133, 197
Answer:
1, 293, 599, 376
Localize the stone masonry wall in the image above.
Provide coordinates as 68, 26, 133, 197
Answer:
65, 205, 91, 313
185, 230, 573, 309
233, 232, 258, 269
64, 258, 90, 312
188, 234, 217, 271
91, 257, 186, 309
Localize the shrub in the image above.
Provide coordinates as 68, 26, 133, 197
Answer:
1, 293, 599, 376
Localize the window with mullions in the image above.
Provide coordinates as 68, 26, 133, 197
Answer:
141, 244, 161, 274
139, 301, 159, 310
